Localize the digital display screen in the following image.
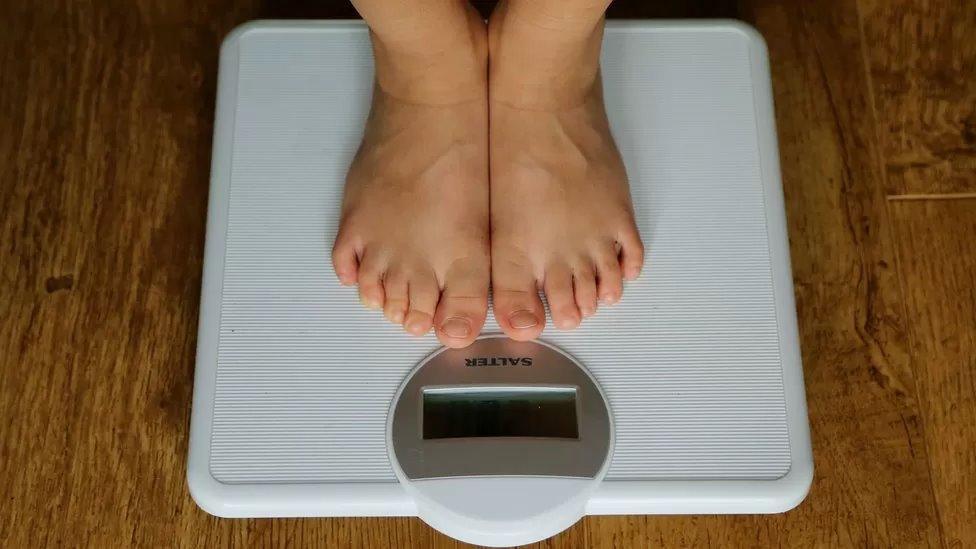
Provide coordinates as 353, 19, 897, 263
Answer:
422, 387, 579, 440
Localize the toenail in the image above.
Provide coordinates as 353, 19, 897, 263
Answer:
601, 294, 619, 305
441, 317, 472, 338
556, 317, 578, 330
509, 310, 539, 329
361, 296, 381, 310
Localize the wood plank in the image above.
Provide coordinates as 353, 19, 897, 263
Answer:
890, 199, 976, 549
0, 1, 256, 546
587, 0, 944, 545
859, 0, 976, 195
861, 2, 976, 542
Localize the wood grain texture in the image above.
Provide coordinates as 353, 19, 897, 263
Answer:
0, 1, 259, 546
890, 199, 976, 549
861, 1, 976, 543
0, 0, 970, 547
858, 0, 976, 195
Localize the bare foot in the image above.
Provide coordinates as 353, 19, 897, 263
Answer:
332, 6, 490, 348
487, 1, 644, 340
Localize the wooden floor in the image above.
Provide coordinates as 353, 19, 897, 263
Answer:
1, 1, 973, 547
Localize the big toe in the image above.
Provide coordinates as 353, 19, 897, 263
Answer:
491, 252, 545, 341
434, 260, 489, 349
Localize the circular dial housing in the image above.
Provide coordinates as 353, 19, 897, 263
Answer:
387, 335, 613, 547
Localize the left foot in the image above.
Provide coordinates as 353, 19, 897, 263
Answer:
487, 1, 644, 340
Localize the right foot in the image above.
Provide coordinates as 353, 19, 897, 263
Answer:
332, 5, 490, 349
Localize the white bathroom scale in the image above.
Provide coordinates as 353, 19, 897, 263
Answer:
188, 20, 813, 547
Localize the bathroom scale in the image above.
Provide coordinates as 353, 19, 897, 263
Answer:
188, 20, 813, 547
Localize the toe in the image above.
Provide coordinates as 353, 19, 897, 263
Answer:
491, 250, 545, 341
331, 232, 360, 286
434, 259, 489, 348
594, 244, 623, 305
544, 264, 581, 330
404, 271, 438, 336
357, 250, 386, 310
617, 222, 645, 280
382, 268, 409, 324
573, 264, 598, 318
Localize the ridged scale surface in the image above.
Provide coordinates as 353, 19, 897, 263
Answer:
209, 25, 792, 483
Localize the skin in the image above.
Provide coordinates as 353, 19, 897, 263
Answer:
334, 0, 644, 347
488, 0, 643, 338
333, 1, 490, 348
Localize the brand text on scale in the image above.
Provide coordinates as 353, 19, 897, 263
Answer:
464, 357, 534, 367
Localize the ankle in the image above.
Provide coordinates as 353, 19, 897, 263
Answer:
370, 7, 487, 105
488, 1, 606, 108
